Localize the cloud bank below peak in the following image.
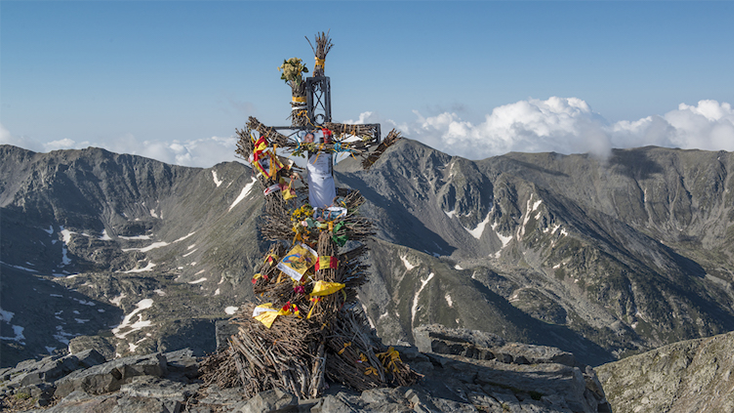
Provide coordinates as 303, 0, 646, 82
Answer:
362, 98, 734, 160
2, 98, 732, 168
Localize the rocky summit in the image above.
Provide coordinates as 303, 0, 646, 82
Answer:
0, 326, 611, 412
1, 142, 734, 410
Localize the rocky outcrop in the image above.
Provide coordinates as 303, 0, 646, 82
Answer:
0, 326, 612, 413
596, 330, 734, 413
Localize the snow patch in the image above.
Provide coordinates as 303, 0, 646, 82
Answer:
118, 235, 152, 240
444, 209, 457, 219
411, 273, 435, 327
532, 199, 543, 211
224, 306, 239, 315
212, 170, 223, 187
0, 261, 38, 272
188, 244, 196, 250
492, 223, 512, 248
99, 229, 113, 241
43, 225, 54, 235
60, 227, 74, 244
188, 278, 207, 284
454, 264, 463, 270
112, 298, 154, 339
122, 241, 170, 253
124, 261, 156, 273
183, 249, 197, 258
0, 325, 25, 343
445, 294, 453, 308
110, 294, 126, 307
214, 288, 220, 296
229, 176, 258, 211
400, 254, 415, 271
174, 232, 196, 243
0, 308, 14, 322
465, 213, 490, 240
150, 209, 159, 218
154, 289, 166, 296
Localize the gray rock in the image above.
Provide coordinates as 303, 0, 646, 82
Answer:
69, 336, 116, 361
111, 395, 181, 413
415, 324, 577, 367
238, 388, 298, 413
55, 353, 167, 398
597, 330, 734, 413
163, 348, 199, 380
119, 375, 198, 402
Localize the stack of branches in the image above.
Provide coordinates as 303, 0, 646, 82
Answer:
203, 116, 418, 398
242, 117, 290, 149
362, 129, 403, 170
324, 307, 422, 389
241, 117, 399, 171
323, 122, 380, 143
306, 31, 333, 77
200, 302, 325, 399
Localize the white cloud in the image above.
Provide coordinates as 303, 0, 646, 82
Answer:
4, 99, 732, 168
359, 98, 733, 160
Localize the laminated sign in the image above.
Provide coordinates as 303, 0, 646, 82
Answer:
277, 243, 318, 282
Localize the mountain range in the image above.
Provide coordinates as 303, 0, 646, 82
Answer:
1, 141, 733, 372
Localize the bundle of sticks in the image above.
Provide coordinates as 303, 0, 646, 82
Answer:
201, 116, 417, 398
306, 31, 333, 77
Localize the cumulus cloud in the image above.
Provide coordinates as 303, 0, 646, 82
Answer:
358, 98, 734, 160
611, 100, 734, 152
4, 99, 732, 168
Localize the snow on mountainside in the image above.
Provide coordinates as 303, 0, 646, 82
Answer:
1, 142, 733, 368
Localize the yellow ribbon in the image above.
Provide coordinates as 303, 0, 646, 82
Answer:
338, 342, 352, 355
315, 57, 325, 68
292, 96, 306, 103
377, 347, 403, 373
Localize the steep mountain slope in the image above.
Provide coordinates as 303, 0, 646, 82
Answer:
1, 145, 264, 366
2, 142, 733, 369
337, 140, 734, 363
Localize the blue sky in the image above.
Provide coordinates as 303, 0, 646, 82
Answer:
2, 1, 733, 167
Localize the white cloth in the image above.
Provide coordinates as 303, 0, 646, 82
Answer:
307, 152, 335, 209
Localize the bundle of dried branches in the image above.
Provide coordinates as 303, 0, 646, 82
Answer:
244, 117, 290, 148
323, 122, 380, 144
324, 308, 385, 390
204, 115, 419, 400
306, 31, 333, 77
362, 129, 402, 170
224, 303, 323, 399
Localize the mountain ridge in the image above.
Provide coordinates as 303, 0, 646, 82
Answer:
1, 142, 733, 369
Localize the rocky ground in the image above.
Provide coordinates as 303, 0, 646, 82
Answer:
596, 330, 734, 413
0, 325, 610, 413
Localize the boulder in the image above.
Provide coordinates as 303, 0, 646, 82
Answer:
238, 388, 298, 413
55, 353, 167, 398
